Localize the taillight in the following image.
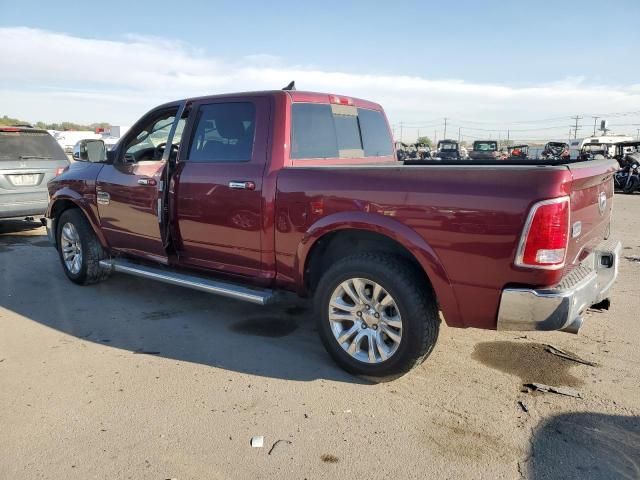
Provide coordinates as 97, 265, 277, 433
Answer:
515, 197, 570, 269
54, 166, 67, 177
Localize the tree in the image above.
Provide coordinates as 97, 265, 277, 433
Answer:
1, 115, 111, 131
416, 136, 432, 147
0, 115, 28, 126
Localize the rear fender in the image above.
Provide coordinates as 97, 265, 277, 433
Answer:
296, 211, 464, 327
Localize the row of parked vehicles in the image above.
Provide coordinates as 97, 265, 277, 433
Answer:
398, 139, 571, 162
0, 87, 626, 377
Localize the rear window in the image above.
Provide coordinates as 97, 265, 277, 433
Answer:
0, 130, 67, 161
474, 141, 497, 151
291, 103, 392, 159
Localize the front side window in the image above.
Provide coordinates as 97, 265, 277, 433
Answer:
123, 111, 185, 162
187, 102, 256, 162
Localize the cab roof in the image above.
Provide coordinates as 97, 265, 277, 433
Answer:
159, 90, 384, 112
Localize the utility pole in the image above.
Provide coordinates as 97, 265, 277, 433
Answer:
434, 130, 437, 146
571, 115, 582, 139
637, 128, 640, 140
443, 118, 448, 139
568, 128, 573, 141
592, 116, 599, 136
458, 127, 461, 143
399, 121, 404, 142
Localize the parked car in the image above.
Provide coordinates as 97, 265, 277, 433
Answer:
579, 142, 609, 161
1, 126, 69, 220
507, 144, 529, 159
436, 139, 461, 160
612, 140, 640, 166
469, 140, 499, 160
44, 89, 620, 377
541, 142, 570, 161
415, 143, 431, 159
395, 141, 408, 161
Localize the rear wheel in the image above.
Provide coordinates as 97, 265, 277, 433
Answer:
315, 253, 439, 377
57, 209, 111, 285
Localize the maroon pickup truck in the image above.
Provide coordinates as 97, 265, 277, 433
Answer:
44, 89, 620, 377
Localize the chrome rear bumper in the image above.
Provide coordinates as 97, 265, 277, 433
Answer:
497, 239, 621, 333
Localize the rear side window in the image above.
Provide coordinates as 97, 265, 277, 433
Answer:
187, 102, 256, 162
291, 103, 392, 159
0, 130, 67, 161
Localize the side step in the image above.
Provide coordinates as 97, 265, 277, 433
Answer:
99, 258, 277, 306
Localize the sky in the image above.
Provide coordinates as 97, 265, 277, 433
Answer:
1, 0, 640, 142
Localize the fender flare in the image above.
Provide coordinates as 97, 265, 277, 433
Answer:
48, 188, 109, 249
295, 211, 464, 327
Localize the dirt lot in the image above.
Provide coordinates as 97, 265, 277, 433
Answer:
1, 197, 639, 480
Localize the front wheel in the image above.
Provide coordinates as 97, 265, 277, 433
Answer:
314, 253, 440, 378
57, 209, 111, 285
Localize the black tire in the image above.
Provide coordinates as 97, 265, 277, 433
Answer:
57, 209, 111, 285
314, 253, 439, 378
623, 177, 639, 194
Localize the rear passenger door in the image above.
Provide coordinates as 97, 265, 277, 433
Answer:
172, 97, 270, 277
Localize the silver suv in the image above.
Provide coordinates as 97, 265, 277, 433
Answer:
0, 126, 70, 220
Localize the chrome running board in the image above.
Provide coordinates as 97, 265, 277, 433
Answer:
99, 258, 276, 306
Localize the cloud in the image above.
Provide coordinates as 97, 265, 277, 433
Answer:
1, 27, 640, 140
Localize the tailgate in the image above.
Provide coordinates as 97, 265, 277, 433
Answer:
564, 158, 618, 271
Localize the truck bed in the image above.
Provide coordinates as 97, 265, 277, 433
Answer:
276, 158, 618, 329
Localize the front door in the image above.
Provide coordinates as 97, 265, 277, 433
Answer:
173, 97, 270, 277
96, 106, 186, 263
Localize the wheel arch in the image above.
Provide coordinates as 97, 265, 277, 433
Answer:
296, 212, 464, 327
48, 189, 109, 250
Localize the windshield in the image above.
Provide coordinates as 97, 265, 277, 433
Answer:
474, 141, 497, 151
439, 143, 457, 151
0, 130, 67, 161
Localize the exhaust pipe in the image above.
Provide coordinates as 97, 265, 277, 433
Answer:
561, 316, 583, 334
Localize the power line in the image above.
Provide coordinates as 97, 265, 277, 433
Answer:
571, 115, 583, 139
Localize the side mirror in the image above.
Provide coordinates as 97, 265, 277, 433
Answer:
73, 139, 107, 163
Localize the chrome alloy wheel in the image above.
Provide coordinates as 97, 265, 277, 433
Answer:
60, 222, 82, 274
328, 278, 403, 364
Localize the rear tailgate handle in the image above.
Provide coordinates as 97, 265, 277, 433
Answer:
138, 177, 157, 186
229, 181, 256, 191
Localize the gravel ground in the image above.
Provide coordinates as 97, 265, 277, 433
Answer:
1, 196, 639, 480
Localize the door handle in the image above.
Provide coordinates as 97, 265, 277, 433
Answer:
229, 181, 256, 191
138, 177, 157, 186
